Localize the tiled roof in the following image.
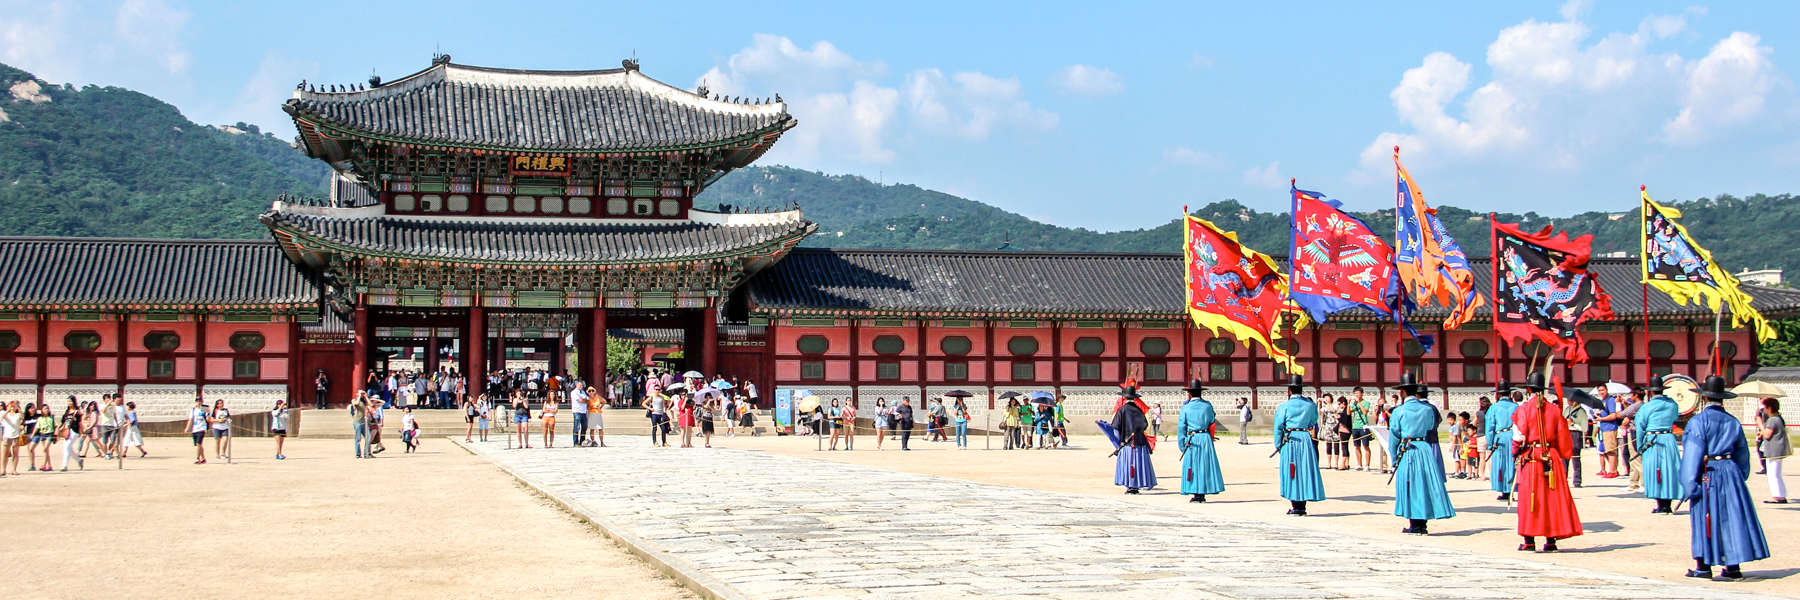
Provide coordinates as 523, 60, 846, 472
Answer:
0, 237, 321, 309
329, 173, 378, 208
262, 204, 817, 265
286, 62, 794, 153
747, 248, 1800, 321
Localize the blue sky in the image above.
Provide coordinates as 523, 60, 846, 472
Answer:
2, 0, 1795, 230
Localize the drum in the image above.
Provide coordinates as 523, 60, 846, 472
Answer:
1664, 374, 1700, 432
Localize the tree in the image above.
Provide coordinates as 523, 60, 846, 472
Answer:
605, 336, 640, 374
1757, 318, 1800, 368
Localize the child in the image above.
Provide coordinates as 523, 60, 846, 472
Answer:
1448, 412, 1466, 479
1460, 412, 1480, 478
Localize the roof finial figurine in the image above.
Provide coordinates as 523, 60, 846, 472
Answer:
432, 52, 452, 66
296, 79, 306, 90
368, 70, 382, 88
622, 57, 640, 71
695, 79, 708, 97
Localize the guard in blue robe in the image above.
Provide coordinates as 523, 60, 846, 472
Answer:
1272, 374, 1324, 515
1177, 379, 1224, 502
1389, 374, 1455, 534
1483, 382, 1520, 501
1634, 379, 1684, 513
1111, 387, 1156, 494
1681, 376, 1770, 581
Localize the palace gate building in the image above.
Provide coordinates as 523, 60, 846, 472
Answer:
0, 57, 1795, 423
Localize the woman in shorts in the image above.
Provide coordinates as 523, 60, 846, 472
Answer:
511, 391, 531, 449
270, 399, 289, 460
0, 401, 21, 476
186, 397, 209, 464
210, 399, 232, 460
476, 394, 492, 442
32, 403, 58, 469
463, 394, 479, 442
540, 395, 558, 448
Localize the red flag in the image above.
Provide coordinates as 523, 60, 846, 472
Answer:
1490, 218, 1616, 362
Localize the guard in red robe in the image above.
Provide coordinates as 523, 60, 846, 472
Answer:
1511, 371, 1582, 552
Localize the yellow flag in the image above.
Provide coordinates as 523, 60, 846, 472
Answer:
1183, 211, 1308, 374
1641, 187, 1774, 341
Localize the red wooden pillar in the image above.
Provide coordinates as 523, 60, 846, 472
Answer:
34, 314, 46, 404
1116, 321, 1127, 384
590, 307, 607, 383
425, 336, 441, 374
983, 319, 995, 409
467, 306, 485, 378
287, 317, 302, 405
1050, 321, 1061, 394
915, 319, 927, 388
1180, 319, 1193, 382
351, 305, 368, 394
115, 314, 127, 393
701, 307, 718, 377
847, 316, 859, 407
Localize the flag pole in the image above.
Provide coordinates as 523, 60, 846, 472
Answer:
1490, 213, 1502, 383
1639, 186, 1653, 384
1641, 283, 1651, 382
1713, 307, 1724, 376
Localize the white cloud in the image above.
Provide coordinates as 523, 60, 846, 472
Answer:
1243, 161, 1286, 189
207, 53, 318, 137
0, 0, 192, 99
1559, 0, 1591, 22
1049, 64, 1123, 96
702, 35, 1057, 165
907, 69, 1057, 139
1162, 146, 1229, 170
1355, 6, 1789, 181
1664, 32, 1779, 145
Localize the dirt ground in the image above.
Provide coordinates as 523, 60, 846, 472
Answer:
0, 437, 693, 600
711, 428, 1800, 596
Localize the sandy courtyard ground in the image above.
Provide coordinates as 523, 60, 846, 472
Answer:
0, 437, 693, 600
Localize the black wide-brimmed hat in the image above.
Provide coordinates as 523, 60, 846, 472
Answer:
1493, 380, 1513, 395
1636, 377, 1668, 393
1183, 378, 1206, 394
1520, 371, 1548, 391
1696, 375, 1736, 400
1390, 372, 1426, 394
1285, 373, 1304, 392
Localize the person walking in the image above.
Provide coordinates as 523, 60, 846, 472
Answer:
270, 399, 289, 460
1177, 379, 1223, 503
1350, 388, 1373, 471
32, 403, 58, 469
643, 391, 670, 448
122, 401, 145, 458
476, 393, 493, 443
1149, 402, 1164, 442
1564, 394, 1591, 488
1002, 398, 1021, 450
349, 392, 371, 458
209, 399, 232, 460
540, 394, 558, 448
314, 370, 330, 410
895, 398, 915, 451
463, 393, 478, 442
1593, 386, 1622, 478
1512, 372, 1582, 553
841, 400, 857, 450
827, 399, 844, 450
931, 398, 950, 443
1273, 374, 1325, 516
1388, 374, 1455, 535
1236, 398, 1253, 445
187, 397, 210, 464
1759, 398, 1789, 504
1635, 380, 1684, 513
1484, 382, 1520, 502
1111, 386, 1156, 494
1680, 376, 1771, 581
953, 398, 971, 449
570, 383, 589, 447
873, 399, 890, 451
0, 401, 20, 476
59, 399, 84, 470
586, 387, 606, 447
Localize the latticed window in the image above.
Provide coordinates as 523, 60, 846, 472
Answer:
940, 336, 972, 355
1649, 340, 1677, 359
144, 332, 180, 351
229, 332, 265, 352
1462, 363, 1485, 383
1399, 340, 1423, 358
1587, 364, 1610, 383
1333, 339, 1364, 358
68, 359, 96, 378
1074, 337, 1106, 357
1208, 363, 1230, 381
1140, 337, 1170, 357
800, 361, 825, 379
148, 359, 176, 379
1011, 362, 1035, 381
0, 331, 18, 350
64, 331, 101, 352
872, 335, 905, 355
1586, 340, 1613, 359
797, 336, 830, 355
876, 362, 900, 380
1007, 336, 1038, 356
1402, 364, 1424, 382
1206, 339, 1233, 357
1338, 363, 1360, 382
1077, 363, 1101, 381
1144, 363, 1168, 382
233, 359, 260, 379
1459, 339, 1489, 358
944, 362, 968, 380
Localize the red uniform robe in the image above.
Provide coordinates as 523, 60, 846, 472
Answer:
1511, 395, 1583, 539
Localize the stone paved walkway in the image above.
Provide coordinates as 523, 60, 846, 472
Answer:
459, 440, 1758, 600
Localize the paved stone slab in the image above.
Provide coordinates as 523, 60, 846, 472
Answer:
459, 440, 1759, 600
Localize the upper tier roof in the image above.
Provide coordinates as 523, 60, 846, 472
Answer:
747, 248, 1800, 321
0, 237, 321, 310
285, 60, 794, 153
261, 203, 817, 266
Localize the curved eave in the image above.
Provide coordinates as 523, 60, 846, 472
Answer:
262, 218, 818, 269
286, 102, 795, 159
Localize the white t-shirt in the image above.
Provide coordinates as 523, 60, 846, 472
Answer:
212, 408, 231, 431
745, 383, 758, 399
190, 407, 209, 433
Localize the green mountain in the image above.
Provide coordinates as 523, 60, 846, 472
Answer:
700, 165, 1796, 280
0, 62, 328, 239
1, 59, 1792, 282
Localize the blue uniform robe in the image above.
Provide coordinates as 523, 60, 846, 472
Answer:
1390, 398, 1456, 520
1273, 396, 1325, 502
1177, 398, 1224, 495
1633, 396, 1684, 501
1483, 399, 1519, 494
1681, 404, 1770, 566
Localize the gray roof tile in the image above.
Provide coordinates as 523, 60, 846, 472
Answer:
0, 237, 321, 309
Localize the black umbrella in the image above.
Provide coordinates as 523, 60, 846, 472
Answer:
997, 391, 1023, 400
1563, 388, 1606, 410
944, 389, 973, 398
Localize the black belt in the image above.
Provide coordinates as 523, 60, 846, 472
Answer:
1493, 427, 1512, 434
1283, 428, 1309, 433
1706, 454, 1732, 461
1401, 437, 1427, 443
1647, 429, 1672, 435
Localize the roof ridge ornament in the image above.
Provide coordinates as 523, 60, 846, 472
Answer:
622, 58, 640, 71
432, 52, 452, 66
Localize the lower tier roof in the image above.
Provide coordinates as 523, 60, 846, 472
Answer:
0, 237, 322, 310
